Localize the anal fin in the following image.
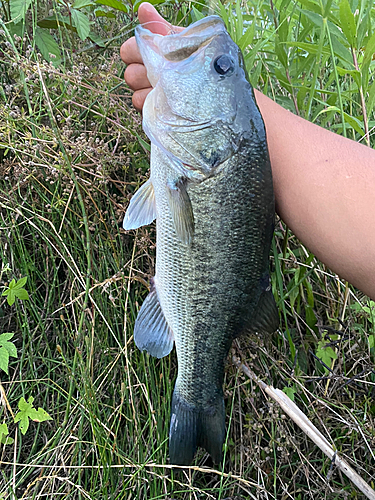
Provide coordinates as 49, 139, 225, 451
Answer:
123, 179, 156, 230
134, 281, 174, 359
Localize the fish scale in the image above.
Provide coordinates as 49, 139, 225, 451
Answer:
123, 14, 279, 465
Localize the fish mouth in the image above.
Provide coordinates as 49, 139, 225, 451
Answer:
159, 16, 226, 61
135, 15, 227, 85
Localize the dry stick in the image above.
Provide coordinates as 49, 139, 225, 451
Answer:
232, 356, 375, 500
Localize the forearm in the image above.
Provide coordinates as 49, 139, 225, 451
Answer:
255, 90, 375, 299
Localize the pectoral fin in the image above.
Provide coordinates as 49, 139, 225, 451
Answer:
134, 281, 174, 359
123, 179, 156, 230
166, 178, 194, 245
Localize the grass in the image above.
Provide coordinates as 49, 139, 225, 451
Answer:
0, 0, 375, 498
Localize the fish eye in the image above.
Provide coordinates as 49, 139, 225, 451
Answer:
213, 55, 235, 76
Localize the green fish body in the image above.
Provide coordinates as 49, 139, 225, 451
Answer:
124, 15, 279, 465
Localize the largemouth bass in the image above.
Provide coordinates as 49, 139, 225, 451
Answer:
124, 15, 279, 465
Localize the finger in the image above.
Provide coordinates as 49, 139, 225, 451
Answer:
120, 37, 142, 64
138, 2, 173, 35
124, 63, 149, 91
138, 2, 184, 35
120, 4, 184, 65
132, 88, 152, 112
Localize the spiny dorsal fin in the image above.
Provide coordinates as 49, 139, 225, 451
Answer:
166, 178, 194, 245
134, 282, 174, 359
123, 179, 156, 230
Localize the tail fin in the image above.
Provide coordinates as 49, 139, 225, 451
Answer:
169, 388, 225, 465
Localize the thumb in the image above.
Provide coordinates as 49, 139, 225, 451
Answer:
137, 2, 183, 35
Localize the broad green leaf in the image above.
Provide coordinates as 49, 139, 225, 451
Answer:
298, 0, 340, 25
95, 9, 116, 18
297, 86, 308, 111
278, 11, 289, 43
3, 279, 16, 292
323, 0, 334, 18
357, 8, 371, 49
14, 288, 29, 300
135, 133, 151, 152
14, 276, 27, 289
296, 0, 322, 16
337, 66, 361, 89
38, 15, 76, 31
0, 422, 13, 445
88, 31, 106, 47
342, 112, 364, 135
0, 348, 9, 375
0, 423, 8, 443
283, 386, 296, 401
363, 31, 375, 69
10, 0, 33, 24
316, 339, 337, 373
339, 0, 356, 47
0, 332, 17, 373
73, 0, 96, 7
305, 305, 317, 331
0, 333, 17, 359
288, 283, 300, 310
218, 1, 229, 27
275, 36, 288, 68
133, 0, 165, 12
35, 28, 62, 65
280, 0, 293, 9
5, 291, 15, 306
7, 21, 25, 38
369, 335, 375, 349
274, 67, 292, 94
304, 278, 314, 308
96, 0, 128, 13
2, 277, 29, 305
301, 9, 323, 29
314, 106, 364, 135
32, 407, 52, 422
247, 60, 262, 88
238, 23, 255, 51
330, 33, 353, 67
191, 5, 205, 23
235, 0, 243, 43
14, 397, 52, 435
286, 41, 330, 57
71, 8, 90, 41
0, 333, 14, 342
301, 9, 346, 45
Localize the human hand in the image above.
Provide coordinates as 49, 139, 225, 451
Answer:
120, 3, 183, 111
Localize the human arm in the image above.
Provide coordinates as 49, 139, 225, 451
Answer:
255, 92, 375, 300
121, 3, 375, 300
